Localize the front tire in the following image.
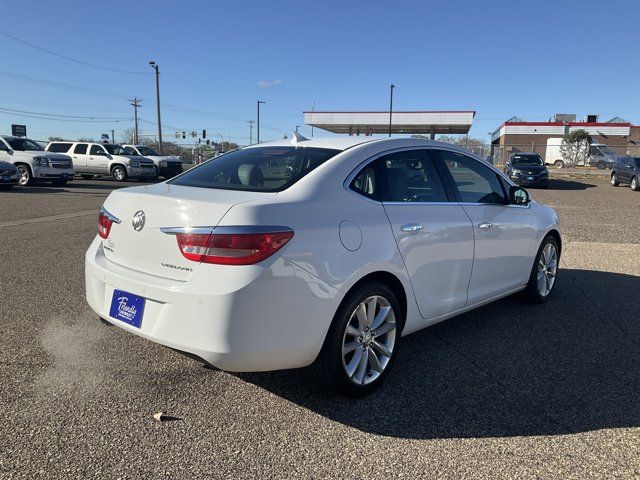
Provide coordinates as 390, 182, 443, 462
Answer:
631, 176, 640, 191
314, 282, 402, 397
111, 165, 127, 182
611, 172, 620, 186
522, 235, 560, 303
16, 164, 34, 186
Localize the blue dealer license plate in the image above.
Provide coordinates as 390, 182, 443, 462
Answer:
109, 289, 145, 328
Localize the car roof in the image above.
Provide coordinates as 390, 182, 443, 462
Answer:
245, 136, 382, 151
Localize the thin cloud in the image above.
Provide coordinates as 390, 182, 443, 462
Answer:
257, 79, 283, 88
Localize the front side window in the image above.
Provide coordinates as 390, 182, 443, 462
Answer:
438, 150, 507, 204
170, 146, 341, 192
103, 144, 125, 155
90, 145, 106, 155
5, 137, 44, 151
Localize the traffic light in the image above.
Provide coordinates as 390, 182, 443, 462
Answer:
182, 131, 186, 139
202, 130, 206, 139
206, 139, 210, 145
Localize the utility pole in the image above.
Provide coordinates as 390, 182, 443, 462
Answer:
149, 61, 163, 154
311, 102, 315, 137
257, 100, 266, 143
129, 97, 141, 144
247, 120, 255, 145
388, 84, 395, 137
111, 129, 115, 144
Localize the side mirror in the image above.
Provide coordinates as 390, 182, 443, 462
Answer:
509, 185, 530, 205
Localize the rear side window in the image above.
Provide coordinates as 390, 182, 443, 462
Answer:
170, 146, 341, 192
123, 146, 137, 155
48, 143, 72, 153
74, 144, 88, 154
350, 149, 449, 203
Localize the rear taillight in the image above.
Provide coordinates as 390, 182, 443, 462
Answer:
98, 207, 120, 239
175, 230, 294, 265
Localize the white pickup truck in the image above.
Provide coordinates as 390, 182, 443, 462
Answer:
121, 144, 183, 179
0, 135, 74, 186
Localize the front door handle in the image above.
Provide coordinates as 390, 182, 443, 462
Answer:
478, 222, 493, 229
401, 223, 424, 233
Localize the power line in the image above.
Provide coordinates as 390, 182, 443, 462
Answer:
0, 71, 130, 100
0, 109, 129, 123
0, 107, 129, 120
0, 31, 151, 75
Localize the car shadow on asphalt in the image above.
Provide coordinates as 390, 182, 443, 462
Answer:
545, 179, 598, 190
238, 268, 640, 439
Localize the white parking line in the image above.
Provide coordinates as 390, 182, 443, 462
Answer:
0, 210, 96, 228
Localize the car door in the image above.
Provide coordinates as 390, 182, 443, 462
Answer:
358, 149, 474, 320
71, 143, 89, 172
436, 149, 537, 304
89, 144, 109, 174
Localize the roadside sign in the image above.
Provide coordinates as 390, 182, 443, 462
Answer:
101, 133, 110, 143
11, 124, 26, 137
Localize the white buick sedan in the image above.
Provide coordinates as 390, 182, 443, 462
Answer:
86, 137, 561, 396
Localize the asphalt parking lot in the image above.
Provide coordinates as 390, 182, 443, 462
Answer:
1, 176, 639, 479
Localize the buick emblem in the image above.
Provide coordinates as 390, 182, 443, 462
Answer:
132, 210, 146, 231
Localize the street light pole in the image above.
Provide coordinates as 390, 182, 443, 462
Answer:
311, 102, 315, 137
257, 100, 266, 143
388, 84, 395, 138
149, 61, 163, 154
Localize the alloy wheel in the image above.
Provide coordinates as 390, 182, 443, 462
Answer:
113, 167, 125, 181
537, 243, 558, 297
341, 295, 396, 386
17, 165, 30, 186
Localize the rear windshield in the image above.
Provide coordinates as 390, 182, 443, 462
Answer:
169, 146, 341, 192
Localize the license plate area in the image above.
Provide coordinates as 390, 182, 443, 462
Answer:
109, 289, 146, 328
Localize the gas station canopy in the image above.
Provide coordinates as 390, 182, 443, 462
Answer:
303, 110, 475, 136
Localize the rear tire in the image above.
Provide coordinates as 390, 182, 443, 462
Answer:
611, 172, 620, 186
554, 160, 565, 169
522, 235, 560, 304
111, 165, 127, 182
631, 176, 640, 191
313, 282, 402, 397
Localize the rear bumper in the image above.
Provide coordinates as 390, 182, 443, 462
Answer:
84, 236, 340, 371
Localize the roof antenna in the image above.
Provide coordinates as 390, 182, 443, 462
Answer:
291, 131, 308, 145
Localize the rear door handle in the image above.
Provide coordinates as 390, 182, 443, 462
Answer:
478, 222, 493, 229
401, 223, 423, 233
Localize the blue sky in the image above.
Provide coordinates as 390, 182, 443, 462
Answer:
1, 0, 639, 145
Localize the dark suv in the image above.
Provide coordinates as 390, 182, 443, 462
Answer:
611, 157, 640, 191
504, 152, 549, 188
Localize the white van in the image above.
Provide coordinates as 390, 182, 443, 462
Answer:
545, 138, 618, 169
